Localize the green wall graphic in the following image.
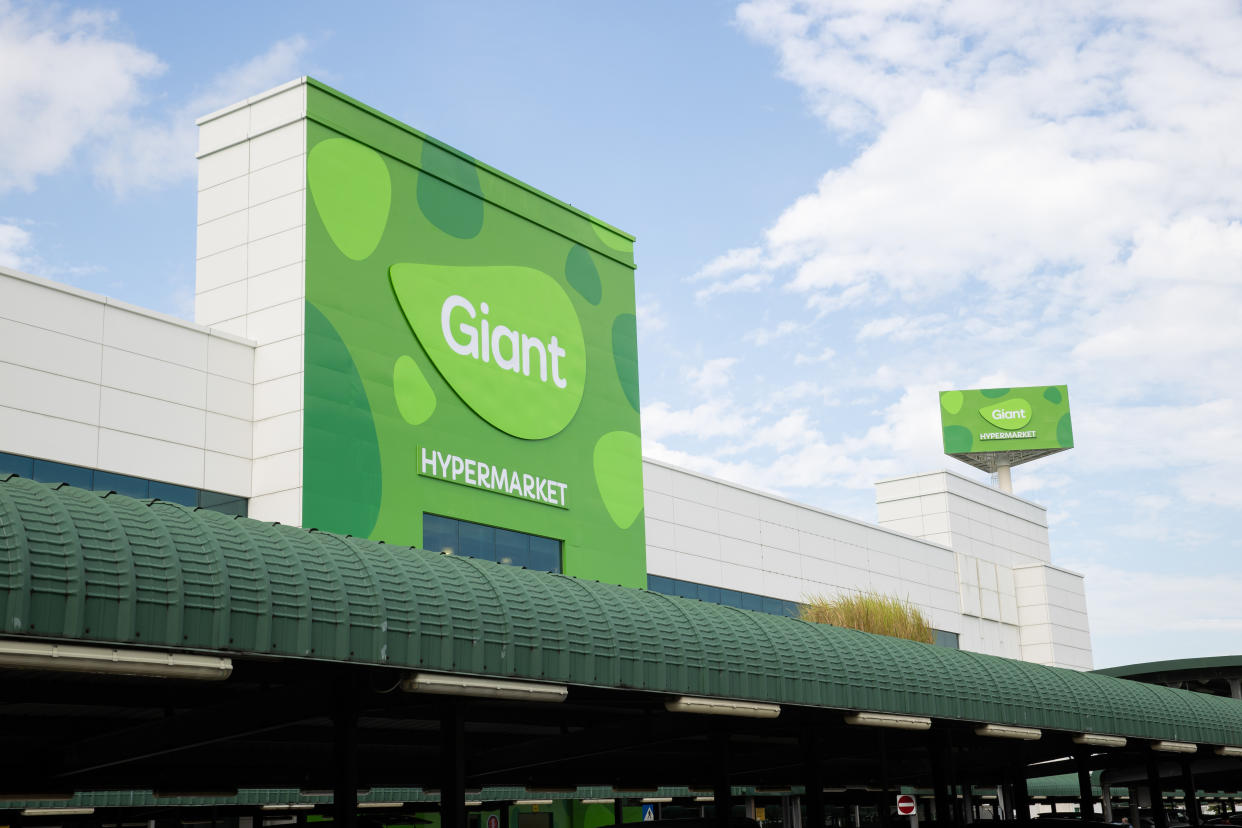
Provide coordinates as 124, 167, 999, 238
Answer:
940, 385, 1074, 456
302, 81, 646, 587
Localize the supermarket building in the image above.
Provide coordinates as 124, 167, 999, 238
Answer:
9, 78, 1242, 828
0, 77, 1091, 670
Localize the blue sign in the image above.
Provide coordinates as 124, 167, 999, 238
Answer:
641, 804, 655, 822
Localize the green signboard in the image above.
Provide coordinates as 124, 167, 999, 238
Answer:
940, 385, 1073, 468
300, 80, 646, 587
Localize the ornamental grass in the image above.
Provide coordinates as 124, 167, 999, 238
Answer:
799, 590, 935, 644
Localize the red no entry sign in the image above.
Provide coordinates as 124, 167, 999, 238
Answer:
896, 795, 917, 816
488, 816, 500, 828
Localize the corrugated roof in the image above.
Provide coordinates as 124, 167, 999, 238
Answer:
3, 475, 1242, 745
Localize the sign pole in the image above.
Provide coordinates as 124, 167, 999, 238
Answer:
996, 462, 1012, 494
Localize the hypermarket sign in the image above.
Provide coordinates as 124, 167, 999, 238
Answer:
299, 79, 647, 588
940, 385, 1074, 455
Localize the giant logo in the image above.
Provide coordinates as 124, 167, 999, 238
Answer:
390, 263, 586, 440
979, 398, 1033, 430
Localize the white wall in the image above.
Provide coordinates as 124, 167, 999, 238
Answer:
0, 266, 253, 495
875, 470, 1091, 668
643, 459, 964, 638
195, 78, 308, 524
1014, 563, 1094, 669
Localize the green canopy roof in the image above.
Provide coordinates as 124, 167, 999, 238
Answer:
3, 474, 1242, 746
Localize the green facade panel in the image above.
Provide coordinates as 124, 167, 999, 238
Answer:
300, 80, 645, 588
3, 476, 1242, 747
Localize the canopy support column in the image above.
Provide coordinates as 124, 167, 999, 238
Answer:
1010, 767, 1030, 826
1075, 749, 1093, 818
440, 701, 466, 828
332, 682, 359, 828
803, 732, 825, 828
714, 731, 734, 828
1147, 753, 1168, 828
1182, 760, 1200, 827
932, 734, 951, 825
878, 731, 892, 828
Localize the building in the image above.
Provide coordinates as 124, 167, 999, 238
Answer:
0, 77, 1091, 670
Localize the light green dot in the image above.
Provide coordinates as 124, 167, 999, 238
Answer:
592, 223, 633, 254
941, 390, 964, 415
394, 355, 436, 426
593, 431, 643, 530
308, 138, 392, 261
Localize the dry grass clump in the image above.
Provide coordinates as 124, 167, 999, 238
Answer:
799, 591, 934, 644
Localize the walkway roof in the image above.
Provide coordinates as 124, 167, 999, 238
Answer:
6, 473, 1242, 801
2, 473, 1241, 747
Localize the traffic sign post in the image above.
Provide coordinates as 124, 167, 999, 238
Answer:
897, 794, 918, 827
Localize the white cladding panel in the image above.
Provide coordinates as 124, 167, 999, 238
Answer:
0, 266, 254, 496
195, 80, 308, 522
642, 459, 962, 633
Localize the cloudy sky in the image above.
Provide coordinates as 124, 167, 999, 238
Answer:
2, 0, 1239, 667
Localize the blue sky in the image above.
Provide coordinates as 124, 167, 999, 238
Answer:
2, 0, 1240, 668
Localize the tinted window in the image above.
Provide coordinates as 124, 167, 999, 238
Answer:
0, 452, 34, 479
96, 471, 150, 499
647, 575, 799, 620
33, 459, 93, 489
423, 514, 458, 555
2, 451, 246, 517
422, 514, 562, 573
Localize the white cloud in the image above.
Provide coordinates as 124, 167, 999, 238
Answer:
856, 313, 947, 343
635, 298, 667, 335
0, 3, 163, 193
1068, 560, 1242, 638
641, 398, 753, 443
794, 346, 834, 365
691, 246, 764, 281
686, 357, 738, 393
0, 4, 308, 197
694, 270, 772, 303
0, 223, 32, 268
715, 0, 1242, 507
94, 35, 309, 195
744, 319, 800, 346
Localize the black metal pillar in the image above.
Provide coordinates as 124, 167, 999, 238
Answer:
441, 702, 466, 828
931, 736, 951, 825
1182, 760, 1200, 827
1147, 753, 1168, 828
1012, 770, 1030, 827
878, 732, 892, 828
332, 682, 359, 828
1075, 750, 1093, 818
714, 732, 734, 828
614, 798, 624, 826
804, 732, 825, 828
501, 802, 512, 828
